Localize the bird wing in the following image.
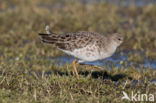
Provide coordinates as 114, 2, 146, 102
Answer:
39, 31, 98, 51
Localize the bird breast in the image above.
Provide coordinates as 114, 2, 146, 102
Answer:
100, 42, 118, 59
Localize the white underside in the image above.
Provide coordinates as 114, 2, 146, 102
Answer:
61, 47, 100, 62
60, 43, 117, 63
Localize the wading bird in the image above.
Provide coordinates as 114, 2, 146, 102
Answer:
39, 26, 123, 79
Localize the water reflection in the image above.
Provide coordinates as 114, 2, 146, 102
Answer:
51, 50, 156, 69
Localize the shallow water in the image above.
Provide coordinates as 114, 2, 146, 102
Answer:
51, 50, 156, 69
79, 0, 156, 6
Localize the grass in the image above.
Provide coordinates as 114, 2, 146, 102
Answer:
0, 0, 156, 103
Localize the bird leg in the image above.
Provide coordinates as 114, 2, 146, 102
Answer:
72, 59, 79, 79
79, 63, 104, 71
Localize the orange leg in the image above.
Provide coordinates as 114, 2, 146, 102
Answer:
72, 59, 79, 79
79, 63, 104, 71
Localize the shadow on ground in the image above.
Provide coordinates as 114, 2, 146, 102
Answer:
46, 70, 131, 81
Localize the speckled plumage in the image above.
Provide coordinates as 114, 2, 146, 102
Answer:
39, 30, 123, 63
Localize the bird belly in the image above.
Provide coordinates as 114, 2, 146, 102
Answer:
73, 49, 100, 62
60, 46, 101, 62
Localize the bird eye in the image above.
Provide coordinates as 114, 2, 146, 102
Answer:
118, 38, 121, 41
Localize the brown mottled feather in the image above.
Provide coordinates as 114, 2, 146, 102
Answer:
39, 31, 107, 51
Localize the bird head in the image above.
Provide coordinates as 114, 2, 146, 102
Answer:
110, 33, 123, 46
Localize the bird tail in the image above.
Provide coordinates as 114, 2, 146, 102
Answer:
45, 25, 52, 34
39, 33, 61, 44
38, 25, 58, 44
